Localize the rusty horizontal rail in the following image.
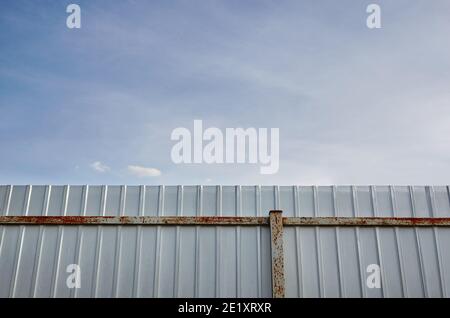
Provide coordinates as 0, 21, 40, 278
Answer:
283, 217, 450, 227
0, 216, 450, 226
0, 216, 269, 226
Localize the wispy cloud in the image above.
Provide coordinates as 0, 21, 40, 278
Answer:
90, 161, 110, 173
127, 165, 161, 177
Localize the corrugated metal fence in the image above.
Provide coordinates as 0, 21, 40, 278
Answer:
1, 185, 450, 297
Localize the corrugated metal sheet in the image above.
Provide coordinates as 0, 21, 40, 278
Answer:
0, 185, 450, 297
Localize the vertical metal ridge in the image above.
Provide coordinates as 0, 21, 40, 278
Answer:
0, 184, 12, 253
313, 186, 324, 297
112, 185, 126, 297
73, 185, 88, 298
447, 185, 450, 213
6, 185, 13, 214
332, 186, 344, 298
409, 186, 428, 297
255, 185, 262, 297
447, 186, 450, 210
0, 186, 12, 296
274, 186, 280, 210
133, 185, 145, 298
50, 185, 69, 298
10, 185, 32, 297
0, 185, 12, 281
352, 186, 365, 298
293, 186, 303, 297
109, 188, 117, 297
429, 186, 446, 297
0, 185, 12, 215
153, 185, 164, 297
174, 185, 182, 297
32, 185, 51, 297
214, 185, 222, 297
390, 186, 407, 298
0, 186, 12, 298
370, 186, 385, 298
93, 185, 107, 298
194, 185, 202, 297
235, 185, 241, 297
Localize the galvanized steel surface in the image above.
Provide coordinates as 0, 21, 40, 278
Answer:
1, 185, 450, 297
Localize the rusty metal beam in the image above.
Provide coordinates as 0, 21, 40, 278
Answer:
269, 210, 285, 298
1, 216, 450, 227
283, 217, 450, 227
0, 216, 268, 226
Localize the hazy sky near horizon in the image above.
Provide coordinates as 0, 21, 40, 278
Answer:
1, 0, 450, 185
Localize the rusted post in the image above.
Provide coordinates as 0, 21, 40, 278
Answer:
269, 210, 285, 298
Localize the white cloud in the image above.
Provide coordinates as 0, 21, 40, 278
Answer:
127, 165, 161, 177
90, 161, 110, 173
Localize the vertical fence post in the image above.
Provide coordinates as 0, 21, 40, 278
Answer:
269, 210, 285, 298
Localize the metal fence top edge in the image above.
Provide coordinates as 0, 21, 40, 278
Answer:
1, 184, 449, 187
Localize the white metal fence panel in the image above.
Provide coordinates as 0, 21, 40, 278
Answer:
0, 185, 449, 297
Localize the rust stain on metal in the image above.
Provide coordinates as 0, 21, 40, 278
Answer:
269, 210, 285, 298
283, 217, 450, 227
0, 216, 268, 226
1, 215, 450, 227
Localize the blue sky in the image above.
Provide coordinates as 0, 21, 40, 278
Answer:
1, 0, 450, 185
